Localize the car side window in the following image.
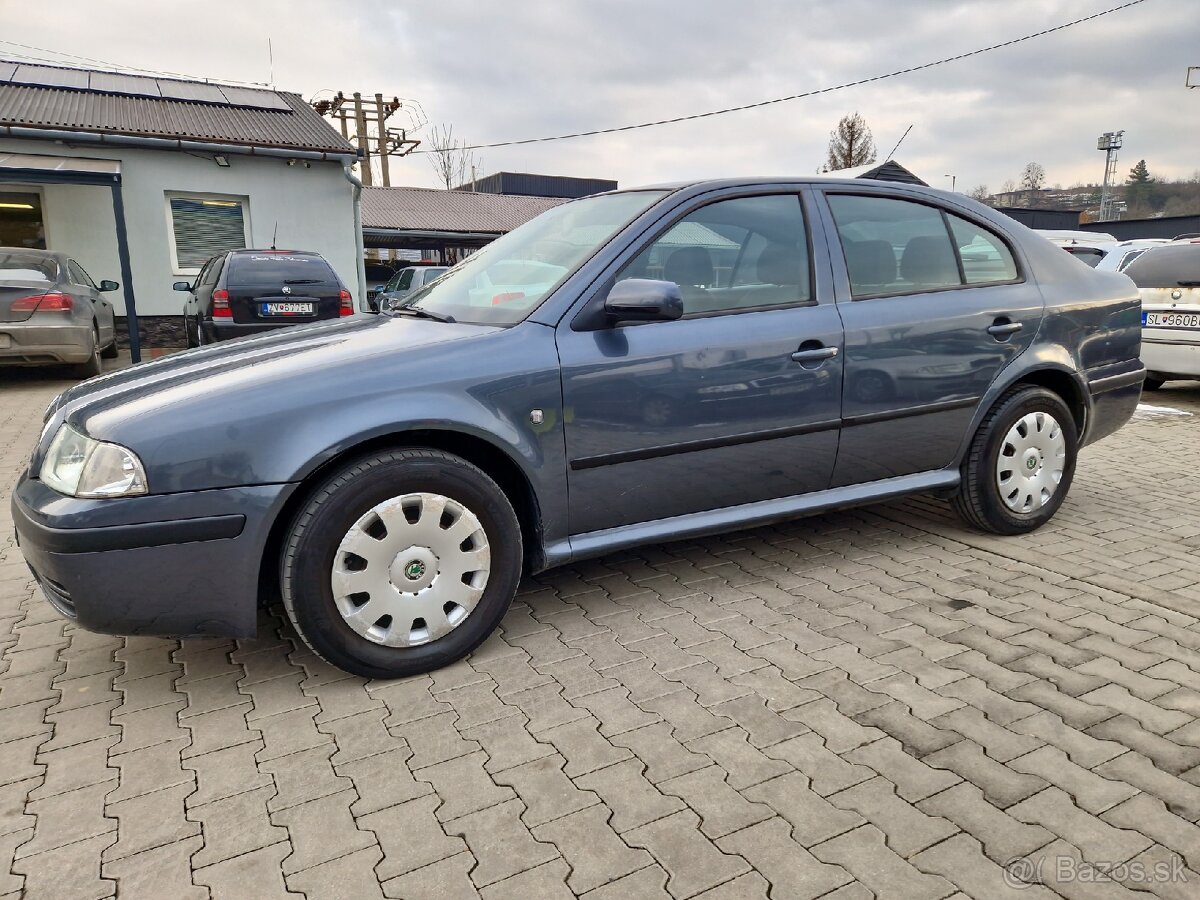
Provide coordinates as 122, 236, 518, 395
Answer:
827, 194, 963, 298
946, 215, 1018, 284
397, 269, 415, 290
615, 194, 812, 316
67, 260, 97, 289
204, 258, 226, 289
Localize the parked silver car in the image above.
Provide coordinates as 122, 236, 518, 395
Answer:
375, 265, 448, 310
0, 247, 119, 377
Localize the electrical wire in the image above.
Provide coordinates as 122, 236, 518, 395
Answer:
414, 0, 1150, 153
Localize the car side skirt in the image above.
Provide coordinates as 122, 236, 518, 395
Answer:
544, 469, 960, 568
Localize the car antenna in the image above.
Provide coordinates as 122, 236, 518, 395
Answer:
271, 221, 278, 251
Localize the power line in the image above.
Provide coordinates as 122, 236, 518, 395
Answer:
416, 0, 1150, 153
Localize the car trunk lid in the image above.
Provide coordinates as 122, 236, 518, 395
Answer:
223, 253, 344, 324
0, 281, 53, 323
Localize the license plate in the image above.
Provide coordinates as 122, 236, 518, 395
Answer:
1144, 311, 1200, 328
261, 301, 315, 317
0, 334, 9, 349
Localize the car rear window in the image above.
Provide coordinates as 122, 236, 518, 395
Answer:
1063, 247, 1105, 267
226, 253, 339, 287
0, 252, 56, 282
1123, 244, 1200, 288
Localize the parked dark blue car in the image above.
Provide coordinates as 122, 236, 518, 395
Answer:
12, 178, 1144, 677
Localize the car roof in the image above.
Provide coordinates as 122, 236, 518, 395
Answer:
229, 249, 322, 257
0, 246, 58, 257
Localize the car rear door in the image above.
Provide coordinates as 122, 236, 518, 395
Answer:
813, 188, 1044, 486
556, 190, 844, 536
225, 252, 343, 323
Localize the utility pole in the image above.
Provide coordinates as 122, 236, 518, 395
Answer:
313, 92, 420, 187
1096, 130, 1124, 222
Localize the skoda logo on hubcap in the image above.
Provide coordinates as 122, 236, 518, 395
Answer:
1026, 457, 1038, 471
404, 560, 426, 581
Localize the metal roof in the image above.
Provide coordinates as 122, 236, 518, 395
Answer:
0, 60, 352, 154
362, 186, 564, 234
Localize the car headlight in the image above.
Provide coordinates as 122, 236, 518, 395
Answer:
40, 424, 148, 499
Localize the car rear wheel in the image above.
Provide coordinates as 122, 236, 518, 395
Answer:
952, 385, 1077, 535
185, 315, 199, 348
281, 449, 523, 679
100, 338, 119, 359
74, 327, 103, 379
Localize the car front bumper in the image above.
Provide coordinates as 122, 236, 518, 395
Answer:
1141, 338, 1200, 380
11, 473, 295, 638
0, 321, 93, 365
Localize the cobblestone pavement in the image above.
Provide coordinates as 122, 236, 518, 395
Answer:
5, 366, 1200, 899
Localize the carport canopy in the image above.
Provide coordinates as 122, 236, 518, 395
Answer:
0, 150, 142, 362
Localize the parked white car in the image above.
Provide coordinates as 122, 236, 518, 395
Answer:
1033, 229, 1118, 268
1128, 242, 1200, 390
1094, 239, 1172, 273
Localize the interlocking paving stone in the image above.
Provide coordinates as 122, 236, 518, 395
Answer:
188, 784, 290, 869
1008, 787, 1153, 864
809, 823, 954, 898
383, 850, 481, 900
275, 789, 379, 874
285, 845, 387, 899
1100, 793, 1200, 872
193, 840, 300, 900
17, 780, 116, 858
658, 766, 774, 838
843, 737, 961, 802
102, 835, 206, 900
102, 782, 200, 862
531, 806, 653, 893
916, 782, 1055, 864
922, 739, 1049, 809
478, 857, 570, 900
444, 797, 560, 888
185, 741, 273, 807
624, 810, 750, 899
909, 832, 1058, 899
492, 753, 599, 828
362, 794, 467, 881
10, 831, 116, 900
741, 771, 865, 847
718, 817, 853, 900
826, 776, 958, 858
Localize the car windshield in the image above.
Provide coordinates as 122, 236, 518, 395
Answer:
0, 252, 56, 282
227, 253, 339, 287
396, 191, 667, 325
1123, 244, 1200, 288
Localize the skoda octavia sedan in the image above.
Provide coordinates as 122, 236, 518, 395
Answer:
13, 178, 1144, 678
1125, 241, 1200, 390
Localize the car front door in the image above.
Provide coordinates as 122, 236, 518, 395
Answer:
67, 259, 113, 346
814, 189, 1044, 486
556, 191, 844, 537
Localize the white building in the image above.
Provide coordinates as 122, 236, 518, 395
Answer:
0, 60, 363, 357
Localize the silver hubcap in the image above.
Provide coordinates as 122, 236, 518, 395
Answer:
330, 492, 491, 647
996, 411, 1066, 513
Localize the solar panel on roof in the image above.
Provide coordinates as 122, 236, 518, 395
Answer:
156, 79, 227, 103
10, 64, 90, 90
89, 70, 161, 98
0, 62, 17, 83
218, 85, 290, 111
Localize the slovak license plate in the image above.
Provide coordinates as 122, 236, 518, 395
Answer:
1143, 311, 1200, 328
261, 301, 314, 316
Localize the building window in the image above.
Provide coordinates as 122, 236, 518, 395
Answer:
0, 192, 46, 249
167, 195, 248, 271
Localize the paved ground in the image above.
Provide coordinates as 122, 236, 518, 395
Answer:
4, 363, 1200, 899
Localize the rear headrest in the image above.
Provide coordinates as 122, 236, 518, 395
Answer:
843, 239, 896, 286
756, 244, 803, 285
663, 247, 714, 287
901, 236, 960, 287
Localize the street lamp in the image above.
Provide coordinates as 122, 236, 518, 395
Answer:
944, 175, 957, 192
1097, 130, 1124, 222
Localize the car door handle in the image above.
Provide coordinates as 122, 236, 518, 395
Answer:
790, 346, 839, 363
987, 321, 1023, 338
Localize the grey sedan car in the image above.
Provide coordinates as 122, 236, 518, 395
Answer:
0, 247, 119, 377
12, 178, 1143, 678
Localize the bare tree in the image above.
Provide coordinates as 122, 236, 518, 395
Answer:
825, 112, 877, 171
967, 184, 990, 202
1020, 162, 1046, 192
1001, 179, 1016, 195
426, 124, 479, 190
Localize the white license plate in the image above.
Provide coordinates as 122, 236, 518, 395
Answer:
0, 334, 9, 349
1144, 311, 1200, 328
261, 301, 315, 316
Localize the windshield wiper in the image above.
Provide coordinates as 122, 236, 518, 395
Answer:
392, 305, 455, 323
1177, 280, 1200, 287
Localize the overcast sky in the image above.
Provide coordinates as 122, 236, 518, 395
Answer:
2, 0, 1196, 193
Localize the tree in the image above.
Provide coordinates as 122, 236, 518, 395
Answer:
825, 112, 877, 171
1125, 159, 1157, 211
1020, 162, 1046, 192
426, 124, 479, 190
967, 184, 990, 202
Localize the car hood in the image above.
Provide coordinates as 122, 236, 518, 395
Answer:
49, 315, 500, 437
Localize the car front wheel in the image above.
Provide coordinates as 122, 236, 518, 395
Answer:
953, 385, 1078, 535
281, 449, 523, 679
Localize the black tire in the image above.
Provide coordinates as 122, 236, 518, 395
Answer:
1142, 377, 1165, 392
101, 338, 120, 359
185, 315, 199, 348
74, 328, 103, 379
281, 448, 523, 679
952, 385, 1078, 535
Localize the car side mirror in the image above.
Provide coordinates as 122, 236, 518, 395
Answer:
173, 281, 193, 292
603, 279, 684, 325
98, 280, 120, 292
